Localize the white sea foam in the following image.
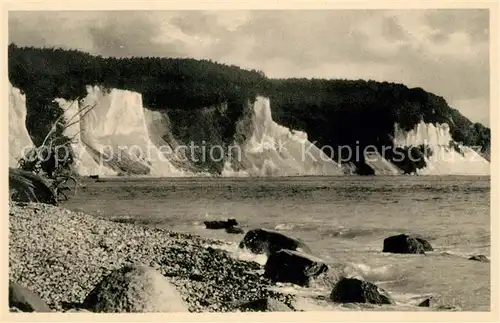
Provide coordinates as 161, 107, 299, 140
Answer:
208, 242, 268, 266
343, 263, 397, 282
274, 223, 296, 231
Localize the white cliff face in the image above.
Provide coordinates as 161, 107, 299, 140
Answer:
143, 108, 196, 172
394, 121, 453, 147
56, 86, 189, 176
9, 83, 34, 168
364, 151, 402, 175
222, 96, 344, 176
56, 97, 117, 176
28, 85, 490, 177
393, 121, 490, 175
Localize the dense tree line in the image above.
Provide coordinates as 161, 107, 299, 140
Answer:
265, 78, 490, 171
8, 44, 490, 174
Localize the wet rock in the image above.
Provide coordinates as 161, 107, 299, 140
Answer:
264, 250, 328, 287
330, 277, 394, 305
82, 264, 189, 312
413, 236, 434, 251
225, 226, 244, 234
237, 297, 293, 312
418, 298, 431, 307
468, 255, 490, 262
382, 234, 426, 254
9, 281, 52, 312
239, 229, 312, 256
204, 219, 238, 229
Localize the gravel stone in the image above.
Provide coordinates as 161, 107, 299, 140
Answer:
9, 202, 295, 312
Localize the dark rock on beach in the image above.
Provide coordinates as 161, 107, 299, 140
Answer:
330, 277, 394, 305
9, 281, 52, 312
468, 255, 490, 263
239, 228, 312, 256
204, 219, 238, 229
82, 264, 188, 312
264, 249, 328, 287
237, 297, 292, 312
382, 234, 429, 254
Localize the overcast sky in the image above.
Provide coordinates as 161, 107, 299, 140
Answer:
9, 9, 490, 126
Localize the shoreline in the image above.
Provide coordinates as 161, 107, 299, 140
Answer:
8, 198, 489, 312
8, 202, 295, 312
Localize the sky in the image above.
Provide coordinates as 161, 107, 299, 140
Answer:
8, 9, 490, 126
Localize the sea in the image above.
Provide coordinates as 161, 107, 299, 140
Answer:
61, 175, 491, 311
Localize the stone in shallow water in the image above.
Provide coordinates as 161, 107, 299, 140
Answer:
9, 281, 52, 312
239, 228, 312, 256
204, 219, 238, 229
382, 234, 427, 254
414, 237, 434, 251
82, 264, 189, 312
468, 255, 490, 263
330, 277, 394, 305
264, 249, 328, 287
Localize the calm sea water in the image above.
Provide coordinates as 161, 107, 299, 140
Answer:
62, 176, 491, 311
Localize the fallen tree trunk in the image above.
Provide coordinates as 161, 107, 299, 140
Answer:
9, 168, 58, 205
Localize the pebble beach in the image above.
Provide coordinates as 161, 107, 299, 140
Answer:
8, 202, 295, 312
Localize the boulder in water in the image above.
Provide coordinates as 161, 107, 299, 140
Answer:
330, 277, 394, 305
237, 297, 292, 312
82, 264, 188, 312
239, 228, 312, 256
9, 281, 52, 312
204, 219, 238, 229
382, 234, 427, 254
413, 236, 434, 251
9, 168, 58, 205
264, 249, 328, 287
468, 255, 490, 262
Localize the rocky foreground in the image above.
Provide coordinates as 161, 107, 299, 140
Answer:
8, 202, 295, 312
11, 201, 481, 313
